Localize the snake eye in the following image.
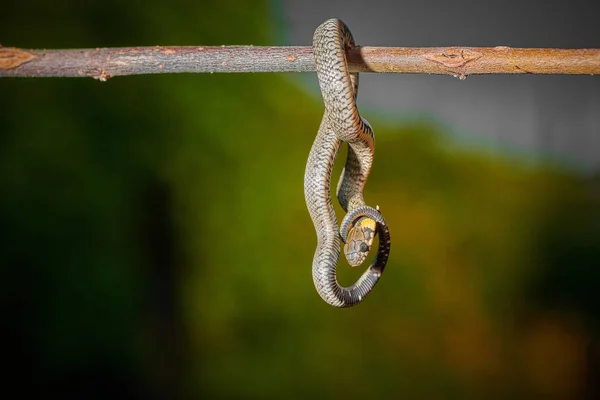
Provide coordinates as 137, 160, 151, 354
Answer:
359, 242, 369, 253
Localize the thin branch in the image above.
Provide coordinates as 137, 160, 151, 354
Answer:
1, 45, 599, 80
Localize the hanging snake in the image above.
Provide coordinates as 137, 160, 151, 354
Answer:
304, 18, 391, 308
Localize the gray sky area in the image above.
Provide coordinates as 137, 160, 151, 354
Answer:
280, 0, 599, 170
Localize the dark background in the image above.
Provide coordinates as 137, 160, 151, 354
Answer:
1, 0, 599, 398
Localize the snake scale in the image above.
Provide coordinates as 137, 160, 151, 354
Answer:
304, 18, 391, 308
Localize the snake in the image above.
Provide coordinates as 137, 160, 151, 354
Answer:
304, 18, 391, 308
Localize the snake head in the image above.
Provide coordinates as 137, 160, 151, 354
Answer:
343, 216, 377, 266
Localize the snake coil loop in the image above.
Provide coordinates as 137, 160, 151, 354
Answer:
304, 18, 391, 308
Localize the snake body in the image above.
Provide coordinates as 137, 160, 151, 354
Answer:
304, 18, 391, 308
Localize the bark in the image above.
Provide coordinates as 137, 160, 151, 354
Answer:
1, 46, 599, 80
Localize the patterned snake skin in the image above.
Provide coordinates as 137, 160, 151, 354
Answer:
304, 18, 391, 308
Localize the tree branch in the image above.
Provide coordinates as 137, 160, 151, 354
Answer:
1, 45, 599, 80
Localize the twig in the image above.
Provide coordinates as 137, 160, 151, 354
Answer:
1, 45, 599, 80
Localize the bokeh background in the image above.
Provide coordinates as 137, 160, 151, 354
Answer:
2, 0, 599, 398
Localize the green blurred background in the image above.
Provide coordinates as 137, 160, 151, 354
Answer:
2, 1, 599, 399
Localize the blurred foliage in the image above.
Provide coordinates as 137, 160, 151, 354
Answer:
1, 1, 599, 399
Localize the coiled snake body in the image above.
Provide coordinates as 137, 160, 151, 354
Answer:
304, 19, 391, 308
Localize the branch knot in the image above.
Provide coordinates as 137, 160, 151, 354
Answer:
424, 47, 483, 68
0, 47, 35, 70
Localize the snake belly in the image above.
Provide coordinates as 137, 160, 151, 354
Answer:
304, 18, 391, 308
